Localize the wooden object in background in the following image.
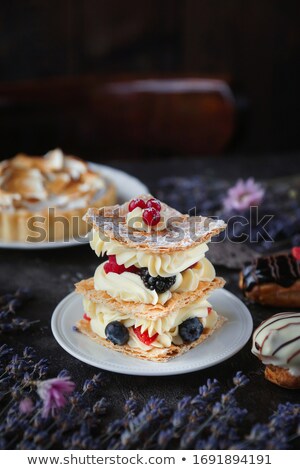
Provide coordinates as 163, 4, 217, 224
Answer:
0, 75, 236, 159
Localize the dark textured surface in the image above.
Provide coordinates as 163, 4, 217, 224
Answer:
1, 154, 300, 423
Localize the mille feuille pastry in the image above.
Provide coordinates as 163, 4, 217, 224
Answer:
252, 312, 300, 389
239, 248, 300, 308
0, 149, 116, 242
75, 195, 227, 362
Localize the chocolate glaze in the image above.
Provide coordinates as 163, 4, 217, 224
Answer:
242, 254, 300, 292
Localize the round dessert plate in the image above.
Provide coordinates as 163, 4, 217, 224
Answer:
51, 289, 253, 376
0, 163, 148, 250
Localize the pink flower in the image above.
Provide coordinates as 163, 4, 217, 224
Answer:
223, 178, 265, 211
19, 397, 34, 414
37, 376, 75, 418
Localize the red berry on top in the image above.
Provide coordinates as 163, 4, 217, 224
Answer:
142, 207, 161, 227
133, 325, 158, 345
146, 198, 161, 211
104, 255, 139, 275
104, 255, 124, 274
292, 246, 300, 261
128, 198, 146, 212
207, 307, 212, 314
83, 313, 91, 321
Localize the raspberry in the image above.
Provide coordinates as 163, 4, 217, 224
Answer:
83, 313, 91, 321
207, 307, 212, 314
128, 198, 146, 212
133, 326, 158, 345
146, 198, 161, 211
292, 246, 300, 261
104, 255, 139, 275
140, 268, 176, 293
142, 207, 161, 227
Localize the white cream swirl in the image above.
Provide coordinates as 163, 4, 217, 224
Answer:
126, 207, 147, 231
84, 296, 218, 351
94, 263, 160, 304
172, 258, 215, 293
94, 257, 215, 305
90, 228, 210, 277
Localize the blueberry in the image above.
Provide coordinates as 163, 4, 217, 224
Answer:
179, 317, 203, 343
105, 321, 129, 345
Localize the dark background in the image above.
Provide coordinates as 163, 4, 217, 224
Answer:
1, 4, 300, 448
0, 0, 300, 158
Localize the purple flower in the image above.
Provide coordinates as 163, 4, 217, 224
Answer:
223, 178, 265, 211
19, 397, 34, 414
37, 377, 75, 418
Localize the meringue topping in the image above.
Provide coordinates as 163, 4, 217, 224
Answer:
0, 149, 106, 210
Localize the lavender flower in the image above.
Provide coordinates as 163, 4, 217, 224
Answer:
36, 377, 75, 418
19, 398, 34, 415
223, 178, 265, 211
0, 288, 36, 334
0, 345, 299, 450
0, 344, 13, 358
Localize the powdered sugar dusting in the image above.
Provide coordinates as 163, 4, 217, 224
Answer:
84, 197, 226, 253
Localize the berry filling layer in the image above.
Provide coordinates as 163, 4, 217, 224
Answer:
82, 296, 218, 351
90, 228, 210, 277
94, 257, 215, 305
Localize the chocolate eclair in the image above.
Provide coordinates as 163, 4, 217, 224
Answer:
239, 248, 300, 307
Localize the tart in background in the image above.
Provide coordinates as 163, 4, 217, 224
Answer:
0, 149, 116, 242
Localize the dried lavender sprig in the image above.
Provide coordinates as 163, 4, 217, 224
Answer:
0, 288, 36, 335
0, 346, 299, 450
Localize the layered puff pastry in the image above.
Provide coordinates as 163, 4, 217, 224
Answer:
75, 195, 227, 362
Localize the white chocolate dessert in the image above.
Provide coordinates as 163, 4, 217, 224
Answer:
75, 195, 227, 362
0, 149, 116, 242
252, 312, 300, 389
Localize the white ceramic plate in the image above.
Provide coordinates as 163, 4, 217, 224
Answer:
51, 289, 253, 376
0, 163, 148, 250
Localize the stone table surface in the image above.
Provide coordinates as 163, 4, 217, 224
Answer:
1, 153, 300, 430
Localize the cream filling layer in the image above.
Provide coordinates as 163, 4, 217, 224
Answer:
83, 297, 218, 351
90, 228, 210, 277
94, 258, 215, 305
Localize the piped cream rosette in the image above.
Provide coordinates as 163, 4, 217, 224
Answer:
83, 296, 218, 352
90, 227, 216, 304
94, 259, 215, 305
90, 228, 210, 277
